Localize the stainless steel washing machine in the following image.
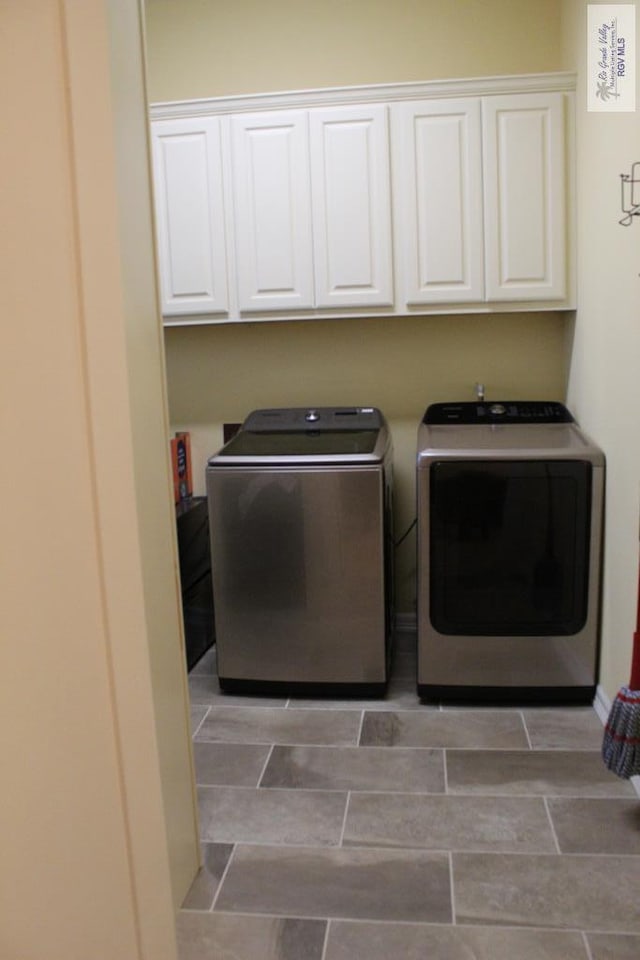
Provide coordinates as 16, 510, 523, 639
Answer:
206, 406, 394, 693
416, 401, 604, 703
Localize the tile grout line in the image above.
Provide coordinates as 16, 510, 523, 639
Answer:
190, 705, 211, 739
256, 743, 275, 787
448, 850, 457, 926
543, 795, 563, 855
338, 790, 352, 847
193, 833, 640, 859
582, 931, 595, 960
520, 709, 533, 749
320, 918, 331, 960
208, 842, 236, 913
356, 709, 366, 745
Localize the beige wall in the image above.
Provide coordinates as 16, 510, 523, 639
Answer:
561, 0, 640, 700
0, 1, 196, 956
145, 0, 563, 101
146, 0, 569, 612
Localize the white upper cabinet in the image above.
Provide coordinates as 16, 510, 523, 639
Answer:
150, 74, 574, 322
231, 105, 393, 313
309, 105, 393, 307
393, 98, 484, 304
151, 117, 229, 316
482, 93, 566, 301
231, 110, 315, 311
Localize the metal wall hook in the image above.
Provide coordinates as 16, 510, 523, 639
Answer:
619, 162, 640, 226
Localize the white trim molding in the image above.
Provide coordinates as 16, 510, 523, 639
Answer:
150, 72, 576, 121
593, 683, 612, 725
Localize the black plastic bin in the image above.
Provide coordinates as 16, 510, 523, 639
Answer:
176, 496, 215, 671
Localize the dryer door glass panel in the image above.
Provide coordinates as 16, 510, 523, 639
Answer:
429, 460, 591, 636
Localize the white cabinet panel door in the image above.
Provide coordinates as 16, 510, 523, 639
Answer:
231, 111, 314, 311
151, 118, 228, 316
394, 98, 484, 304
483, 93, 566, 301
310, 105, 393, 307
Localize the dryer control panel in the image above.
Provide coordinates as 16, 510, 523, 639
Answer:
423, 401, 574, 425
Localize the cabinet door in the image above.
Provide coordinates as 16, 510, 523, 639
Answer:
309, 105, 393, 307
231, 111, 314, 311
483, 93, 566, 301
151, 118, 229, 316
393, 98, 484, 304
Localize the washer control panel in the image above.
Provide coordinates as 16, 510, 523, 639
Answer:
423, 401, 574, 425
243, 406, 383, 432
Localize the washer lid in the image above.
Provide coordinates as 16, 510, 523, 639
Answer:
208, 406, 389, 465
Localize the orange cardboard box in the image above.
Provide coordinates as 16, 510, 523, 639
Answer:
171, 432, 192, 503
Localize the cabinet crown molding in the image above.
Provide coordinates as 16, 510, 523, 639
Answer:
150, 72, 576, 121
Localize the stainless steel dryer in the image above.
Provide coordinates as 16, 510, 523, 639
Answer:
416, 401, 604, 703
206, 407, 394, 693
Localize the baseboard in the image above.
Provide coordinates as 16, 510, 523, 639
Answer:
593, 684, 640, 798
592, 683, 611, 725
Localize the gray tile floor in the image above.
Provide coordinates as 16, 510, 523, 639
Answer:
181, 634, 640, 960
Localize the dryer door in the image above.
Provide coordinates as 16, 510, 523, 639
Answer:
429, 459, 592, 637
